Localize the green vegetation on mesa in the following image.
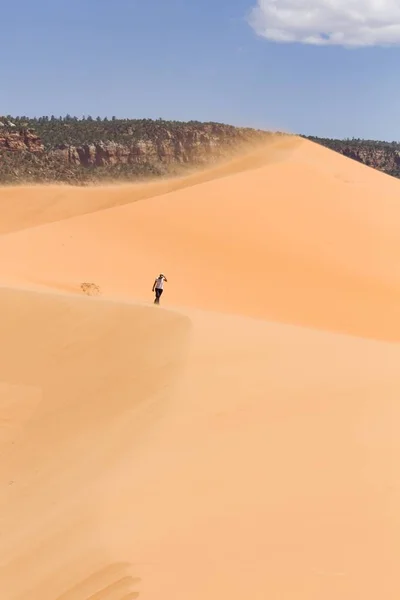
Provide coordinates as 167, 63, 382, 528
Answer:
4, 115, 400, 151
4, 115, 253, 148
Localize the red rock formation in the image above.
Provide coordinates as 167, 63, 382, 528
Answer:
49, 125, 269, 168
0, 129, 44, 153
0, 121, 272, 184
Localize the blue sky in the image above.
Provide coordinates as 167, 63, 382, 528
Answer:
2, 0, 399, 139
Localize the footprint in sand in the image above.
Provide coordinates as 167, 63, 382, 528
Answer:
55, 562, 140, 600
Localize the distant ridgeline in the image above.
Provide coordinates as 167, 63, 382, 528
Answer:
303, 135, 400, 179
1, 115, 400, 184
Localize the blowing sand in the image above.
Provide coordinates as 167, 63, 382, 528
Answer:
1, 135, 400, 599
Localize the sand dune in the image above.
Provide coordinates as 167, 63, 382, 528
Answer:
1, 137, 400, 598
1, 137, 400, 339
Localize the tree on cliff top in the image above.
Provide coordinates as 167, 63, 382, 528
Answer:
8, 116, 243, 149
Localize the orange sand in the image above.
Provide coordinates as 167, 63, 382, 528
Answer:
0, 136, 400, 599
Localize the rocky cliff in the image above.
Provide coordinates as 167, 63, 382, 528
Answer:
0, 118, 272, 185
0, 128, 43, 153
50, 127, 265, 168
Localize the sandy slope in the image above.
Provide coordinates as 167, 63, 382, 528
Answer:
1, 137, 400, 599
1, 137, 400, 339
0, 135, 296, 235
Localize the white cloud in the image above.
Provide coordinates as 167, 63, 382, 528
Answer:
248, 0, 400, 47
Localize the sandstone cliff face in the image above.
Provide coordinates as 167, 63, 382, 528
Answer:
0, 129, 43, 153
49, 125, 268, 168
0, 120, 272, 184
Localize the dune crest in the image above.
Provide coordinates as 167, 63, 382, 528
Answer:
1, 137, 400, 599
0, 134, 299, 235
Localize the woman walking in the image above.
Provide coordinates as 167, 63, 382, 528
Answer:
152, 273, 168, 304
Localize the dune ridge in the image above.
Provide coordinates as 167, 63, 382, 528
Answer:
0, 135, 299, 235
1, 137, 400, 599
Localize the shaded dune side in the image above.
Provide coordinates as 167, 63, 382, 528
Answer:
0, 287, 191, 600
0, 135, 301, 235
